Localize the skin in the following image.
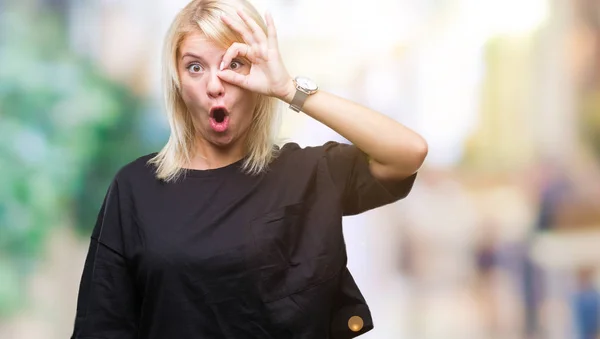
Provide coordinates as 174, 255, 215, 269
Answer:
184, 10, 428, 180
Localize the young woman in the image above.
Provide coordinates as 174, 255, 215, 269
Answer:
71, 0, 428, 338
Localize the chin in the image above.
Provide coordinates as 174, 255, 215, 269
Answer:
208, 133, 236, 148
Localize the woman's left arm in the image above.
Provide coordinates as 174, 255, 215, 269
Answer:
218, 11, 428, 181
277, 87, 428, 181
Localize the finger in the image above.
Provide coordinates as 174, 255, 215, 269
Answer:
236, 9, 267, 46
220, 13, 254, 44
217, 69, 248, 88
265, 11, 279, 50
220, 42, 251, 71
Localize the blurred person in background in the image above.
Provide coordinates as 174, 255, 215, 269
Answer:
472, 223, 503, 338
69, 0, 428, 338
522, 160, 571, 338
572, 267, 600, 339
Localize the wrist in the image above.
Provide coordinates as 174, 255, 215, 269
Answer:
276, 78, 296, 104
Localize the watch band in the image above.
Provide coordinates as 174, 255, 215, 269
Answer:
289, 88, 309, 113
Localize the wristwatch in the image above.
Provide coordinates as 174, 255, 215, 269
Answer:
289, 76, 318, 113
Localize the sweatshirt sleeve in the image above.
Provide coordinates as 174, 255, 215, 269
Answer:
71, 178, 140, 339
322, 141, 417, 216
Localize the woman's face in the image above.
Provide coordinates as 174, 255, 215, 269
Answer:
178, 32, 257, 149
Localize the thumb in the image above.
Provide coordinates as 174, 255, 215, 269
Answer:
217, 70, 247, 88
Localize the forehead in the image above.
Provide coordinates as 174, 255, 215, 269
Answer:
179, 32, 225, 58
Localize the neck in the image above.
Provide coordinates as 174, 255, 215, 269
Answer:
188, 137, 246, 170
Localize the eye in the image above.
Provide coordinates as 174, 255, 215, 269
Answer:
229, 60, 244, 70
187, 63, 203, 73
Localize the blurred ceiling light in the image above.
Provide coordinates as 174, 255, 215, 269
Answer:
267, 0, 426, 47
466, 0, 549, 37
491, 0, 549, 35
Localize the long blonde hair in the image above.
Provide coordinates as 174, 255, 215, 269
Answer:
148, 0, 279, 182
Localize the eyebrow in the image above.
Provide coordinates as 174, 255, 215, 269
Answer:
181, 52, 206, 62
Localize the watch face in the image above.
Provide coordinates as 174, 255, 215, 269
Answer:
295, 76, 318, 91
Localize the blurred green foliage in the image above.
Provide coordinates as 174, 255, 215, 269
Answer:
0, 4, 161, 316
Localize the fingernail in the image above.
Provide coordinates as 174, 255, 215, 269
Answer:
219, 61, 224, 71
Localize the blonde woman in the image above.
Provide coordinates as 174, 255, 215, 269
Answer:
71, 0, 427, 338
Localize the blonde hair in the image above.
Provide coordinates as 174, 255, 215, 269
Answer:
148, 0, 279, 182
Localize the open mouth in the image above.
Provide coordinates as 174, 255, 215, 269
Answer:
210, 107, 229, 123
209, 106, 230, 133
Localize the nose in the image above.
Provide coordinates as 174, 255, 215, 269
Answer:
206, 71, 224, 98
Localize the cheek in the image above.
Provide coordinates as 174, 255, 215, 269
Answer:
238, 94, 258, 124
180, 78, 205, 108
236, 91, 258, 112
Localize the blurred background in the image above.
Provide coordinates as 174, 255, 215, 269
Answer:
1, 0, 600, 338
